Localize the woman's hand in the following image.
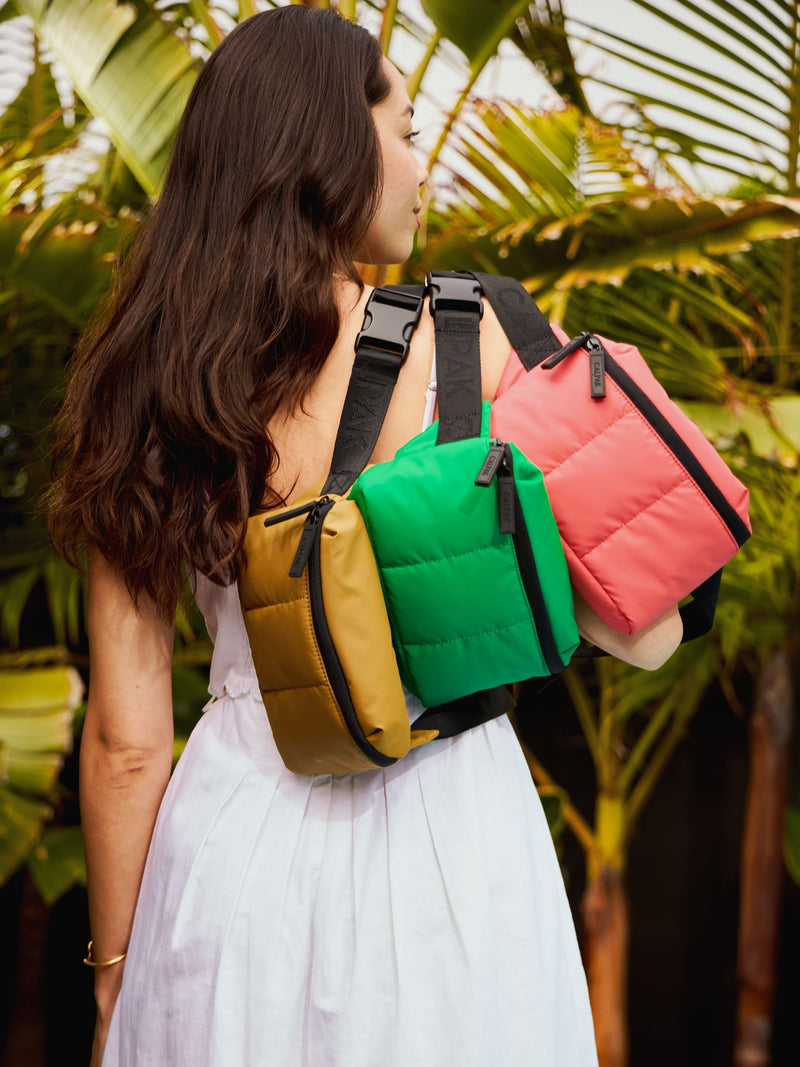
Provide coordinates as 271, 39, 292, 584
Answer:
573, 590, 683, 670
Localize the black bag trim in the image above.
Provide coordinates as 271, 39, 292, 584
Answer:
598, 342, 751, 548
306, 500, 396, 768
507, 454, 566, 676
416, 684, 516, 739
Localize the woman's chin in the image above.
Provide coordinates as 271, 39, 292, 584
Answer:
353, 239, 416, 268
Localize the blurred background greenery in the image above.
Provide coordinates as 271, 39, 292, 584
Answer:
0, 1, 798, 1065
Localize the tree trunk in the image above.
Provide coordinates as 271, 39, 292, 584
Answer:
733, 649, 793, 1067
581, 865, 630, 1067
0, 871, 47, 1067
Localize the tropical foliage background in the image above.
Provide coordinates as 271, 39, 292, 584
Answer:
0, 1, 798, 1065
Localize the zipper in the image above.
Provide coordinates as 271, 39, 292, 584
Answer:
288, 498, 396, 767
262, 496, 332, 529
475, 441, 514, 533
542, 331, 604, 398
542, 334, 750, 548
542, 332, 591, 369
476, 442, 565, 675
288, 499, 330, 578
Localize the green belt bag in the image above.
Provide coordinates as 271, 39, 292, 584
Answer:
349, 274, 579, 709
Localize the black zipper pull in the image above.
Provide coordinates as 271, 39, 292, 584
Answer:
262, 496, 328, 529
542, 332, 592, 369
289, 500, 327, 578
475, 441, 505, 487
585, 336, 606, 399
498, 450, 516, 535
477, 442, 516, 533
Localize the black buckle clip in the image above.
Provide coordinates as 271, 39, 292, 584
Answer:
426, 271, 484, 320
355, 287, 426, 367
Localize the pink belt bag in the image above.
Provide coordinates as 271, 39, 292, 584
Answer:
438, 272, 752, 637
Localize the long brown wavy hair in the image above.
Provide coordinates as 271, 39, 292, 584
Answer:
47, 7, 390, 619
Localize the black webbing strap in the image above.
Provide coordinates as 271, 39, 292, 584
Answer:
322, 285, 425, 496
427, 271, 484, 444
470, 271, 561, 371
415, 684, 517, 738
679, 569, 721, 642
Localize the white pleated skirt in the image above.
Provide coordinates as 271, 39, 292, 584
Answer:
103, 682, 598, 1066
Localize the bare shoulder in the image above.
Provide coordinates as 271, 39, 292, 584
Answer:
478, 295, 513, 402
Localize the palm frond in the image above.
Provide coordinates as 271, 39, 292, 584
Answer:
562, 0, 799, 190
14, 0, 199, 194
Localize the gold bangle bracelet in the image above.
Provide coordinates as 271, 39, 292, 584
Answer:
83, 940, 127, 968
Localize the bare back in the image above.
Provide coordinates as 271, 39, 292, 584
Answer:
266, 281, 513, 505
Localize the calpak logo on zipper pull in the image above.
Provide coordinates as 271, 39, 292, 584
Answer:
585, 336, 606, 399
498, 472, 516, 534
476, 442, 516, 533
475, 441, 505, 486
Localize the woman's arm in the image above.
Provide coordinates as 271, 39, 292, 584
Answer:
573, 590, 683, 670
81, 548, 175, 1062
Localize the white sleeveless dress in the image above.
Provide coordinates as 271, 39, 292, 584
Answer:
102, 368, 599, 1067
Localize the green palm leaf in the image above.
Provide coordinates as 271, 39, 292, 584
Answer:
420, 0, 589, 109
422, 98, 800, 404
0, 199, 138, 326
680, 396, 800, 466
13, 0, 199, 194
0, 35, 86, 158
422, 0, 533, 69
561, 1, 799, 190
0, 660, 83, 885
0, 788, 52, 884
27, 824, 86, 904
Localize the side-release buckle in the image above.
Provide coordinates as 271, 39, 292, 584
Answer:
426, 271, 484, 320
355, 286, 426, 368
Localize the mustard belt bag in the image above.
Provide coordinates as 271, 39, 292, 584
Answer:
239, 483, 445, 774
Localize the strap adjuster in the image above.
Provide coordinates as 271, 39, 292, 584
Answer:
426, 271, 484, 319
355, 287, 426, 367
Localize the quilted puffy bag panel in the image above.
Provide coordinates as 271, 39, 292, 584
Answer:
349, 403, 579, 707
239, 487, 436, 775
491, 327, 751, 635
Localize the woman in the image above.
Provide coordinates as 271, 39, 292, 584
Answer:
49, 8, 681, 1065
